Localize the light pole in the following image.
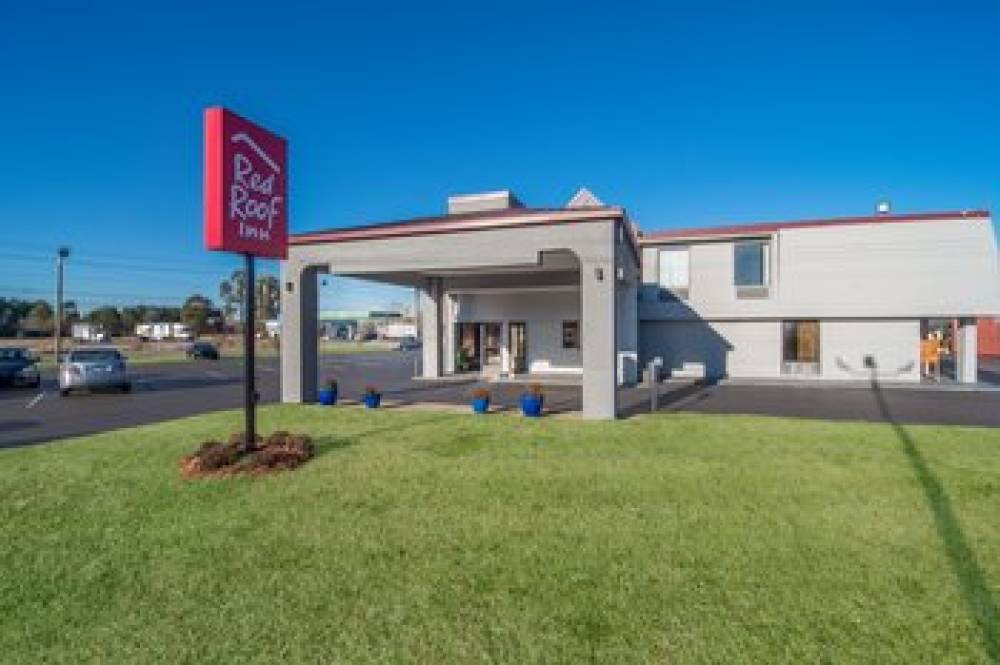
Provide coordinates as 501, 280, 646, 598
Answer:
54, 246, 70, 362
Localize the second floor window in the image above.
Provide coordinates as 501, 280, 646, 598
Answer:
734, 240, 769, 287
658, 247, 689, 291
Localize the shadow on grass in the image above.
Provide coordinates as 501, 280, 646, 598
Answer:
872, 373, 1000, 661
309, 412, 461, 459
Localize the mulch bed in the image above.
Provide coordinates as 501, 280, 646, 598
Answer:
181, 430, 315, 478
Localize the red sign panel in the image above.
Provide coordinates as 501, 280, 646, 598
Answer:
204, 107, 288, 259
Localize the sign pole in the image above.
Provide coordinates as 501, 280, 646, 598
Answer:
244, 252, 256, 449
204, 107, 287, 449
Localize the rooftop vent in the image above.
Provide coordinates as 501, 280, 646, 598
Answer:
447, 190, 523, 215
876, 199, 892, 215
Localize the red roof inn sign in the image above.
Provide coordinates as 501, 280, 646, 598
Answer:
204, 107, 288, 259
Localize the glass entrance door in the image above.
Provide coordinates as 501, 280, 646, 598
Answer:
456, 323, 481, 372
508, 322, 527, 374
483, 323, 502, 368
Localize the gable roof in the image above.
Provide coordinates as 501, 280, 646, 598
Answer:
566, 187, 605, 209
639, 210, 991, 244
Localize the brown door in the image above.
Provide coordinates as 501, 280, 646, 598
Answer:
797, 321, 819, 362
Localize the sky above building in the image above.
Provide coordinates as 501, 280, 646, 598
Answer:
1, 2, 997, 311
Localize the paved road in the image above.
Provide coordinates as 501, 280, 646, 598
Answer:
2, 353, 998, 449
0, 352, 416, 449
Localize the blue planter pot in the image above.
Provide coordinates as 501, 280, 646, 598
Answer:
471, 397, 490, 414
318, 388, 338, 406
363, 393, 382, 408
520, 394, 544, 417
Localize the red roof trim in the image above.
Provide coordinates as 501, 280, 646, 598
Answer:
289, 206, 625, 245
639, 210, 991, 243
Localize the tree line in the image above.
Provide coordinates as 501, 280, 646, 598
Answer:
0, 272, 280, 338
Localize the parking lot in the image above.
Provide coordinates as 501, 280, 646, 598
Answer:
0, 351, 407, 448
3, 352, 999, 449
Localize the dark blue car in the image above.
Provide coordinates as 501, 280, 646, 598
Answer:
0, 347, 41, 388
186, 341, 220, 360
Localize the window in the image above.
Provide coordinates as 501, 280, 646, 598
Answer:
734, 240, 769, 287
658, 247, 689, 293
782, 320, 820, 374
562, 321, 579, 349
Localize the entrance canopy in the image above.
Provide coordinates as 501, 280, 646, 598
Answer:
280, 199, 640, 418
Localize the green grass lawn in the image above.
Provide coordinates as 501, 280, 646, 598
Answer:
2, 407, 999, 663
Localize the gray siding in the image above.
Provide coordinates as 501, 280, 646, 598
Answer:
640, 320, 779, 379
641, 217, 1000, 320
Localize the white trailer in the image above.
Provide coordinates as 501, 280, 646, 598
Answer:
377, 322, 418, 340
72, 322, 109, 342
135, 322, 193, 341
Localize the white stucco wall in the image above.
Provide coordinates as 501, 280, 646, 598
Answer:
640, 320, 781, 379
452, 290, 582, 373
641, 318, 921, 381
820, 319, 920, 382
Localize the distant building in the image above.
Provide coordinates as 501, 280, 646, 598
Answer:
318, 309, 405, 340
71, 322, 109, 343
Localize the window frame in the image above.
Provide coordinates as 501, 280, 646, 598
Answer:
733, 239, 771, 298
657, 245, 690, 299
561, 320, 579, 350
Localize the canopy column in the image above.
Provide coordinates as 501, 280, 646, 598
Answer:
280, 263, 323, 402
419, 277, 443, 378
956, 317, 978, 384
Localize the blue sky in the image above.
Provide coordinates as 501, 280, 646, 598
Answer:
1, 2, 997, 312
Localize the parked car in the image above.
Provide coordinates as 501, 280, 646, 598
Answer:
397, 336, 422, 351
0, 347, 40, 388
59, 346, 130, 395
186, 341, 220, 360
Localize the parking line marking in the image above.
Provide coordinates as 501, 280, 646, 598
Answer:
25, 392, 45, 409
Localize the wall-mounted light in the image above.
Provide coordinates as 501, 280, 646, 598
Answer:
594, 267, 604, 281
285, 282, 295, 293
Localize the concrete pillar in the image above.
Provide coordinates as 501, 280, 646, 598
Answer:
580, 257, 617, 419
419, 277, 442, 378
280, 263, 322, 403
957, 317, 978, 384
443, 294, 456, 375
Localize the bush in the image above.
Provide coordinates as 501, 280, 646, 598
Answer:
197, 442, 240, 470
227, 430, 263, 448
471, 387, 490, 400
265, 430, 291, 447
526, 383, 544, 396
182, 431, 315, 477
